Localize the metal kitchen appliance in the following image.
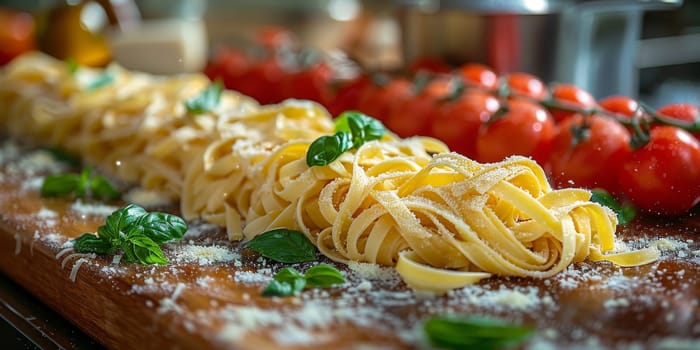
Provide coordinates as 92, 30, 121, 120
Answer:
396, 0, 684, 98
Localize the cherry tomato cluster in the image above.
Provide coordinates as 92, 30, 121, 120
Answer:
0, 9, 35, 65
204, 28, 335, 106
204, 38, 700, 216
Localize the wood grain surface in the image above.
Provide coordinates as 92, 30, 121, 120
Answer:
0, 142, 698, 350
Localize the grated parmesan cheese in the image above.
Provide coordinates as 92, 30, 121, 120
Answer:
20, 176, 45, 192
234, 270, 273, 284
169, 244, 240, 265
603, 298, 630, 309
70, 256, 91, 282
157, 282, 187, 315
69, 200, 119, 218
650, 238, 688, 252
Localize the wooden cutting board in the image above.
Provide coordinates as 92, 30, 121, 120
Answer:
0, 141, 698, 350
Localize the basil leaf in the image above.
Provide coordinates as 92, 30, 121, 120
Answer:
86, 71, 114, 91
304, 264, 345, 287
70, 204, 186, 265
335, 111, 385, 147
40, 167, 120, 201
73, 233, 115, 254
262, 280, 295, 297
40, 174, 81, 197
261, 265, 343, 297
308, 113, 385, 167
244, 229, 317, 263
424, 316, 534, 350
121, 228, 167, 265
306, 132, 353, 167
90, 175, 121, 201
590, 188, 636, 225
334, 111, 356, 133
618, 205, 637, 226
264, 267, 307, 296
76, 167, 91, 198
101, 204, 149, 241
134, 211, 188, 244
66, 58, 79, 75
274, 267, 305, 284
185, 80, 223, 115
289, 278, 307, 294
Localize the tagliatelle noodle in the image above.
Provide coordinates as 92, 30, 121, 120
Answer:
0, 53, 659, 293
183, 101, 335, 236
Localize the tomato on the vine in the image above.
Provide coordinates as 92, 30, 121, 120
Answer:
384, 77, 452, 137
356, 76, 412, 122
456, 63, 498, 89
235, 55, 286, 104
430, 91, 500, 158
549, 84, 596, 122
598, 95, 639, 117
327, 74, 371, 117
408, 56, 452, 74
618, 126, 700, 215
281, 60, 334, 106
549, 114, 631, 192
475, 99, 555, 166
0, 9, 35, 65
656, 103, 699, 139
505, 72, 547, 100
204, 47, 250, 90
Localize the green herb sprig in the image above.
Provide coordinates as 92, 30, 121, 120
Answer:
66, 58, 79, 76
86, 71, 115, 91
306, 111, 386, 167
424, 315, 534, 350
41, 167, 121, 201
185, 79, 223, 115
262, 264, 345, 297
72, 204, 187, 265
590, 188, 636, 225
243, 229, 317, 263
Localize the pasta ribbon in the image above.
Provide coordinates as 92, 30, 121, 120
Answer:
0, 53, 658, 294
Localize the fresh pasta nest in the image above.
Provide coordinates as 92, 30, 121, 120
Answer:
0, 53, 657, 293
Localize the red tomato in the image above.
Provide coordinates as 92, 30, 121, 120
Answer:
281, 61, 334, 106
327, 75, 371, 117
549, 114, 631, 192
430, 91, 500, 158
408, 56, 452, 74
505, 72, 547, 100
549, 84, 596, 122
475, 99, 555, 166
384, 78, 452, 137
598, 95, 639, 118
457, 63, 498, 89
384, 93, 435, 137
236, 56, 285, 104
356, 76, 412, 122
656, 103, 700, 139
204, 47, 250, 90
618, 126, 700, 215
0, 9, 35, 65
419, 76, 456, 97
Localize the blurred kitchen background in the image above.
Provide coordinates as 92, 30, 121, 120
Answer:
0, 0, 698, 106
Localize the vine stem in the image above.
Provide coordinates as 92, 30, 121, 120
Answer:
445, 77, 700, 138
